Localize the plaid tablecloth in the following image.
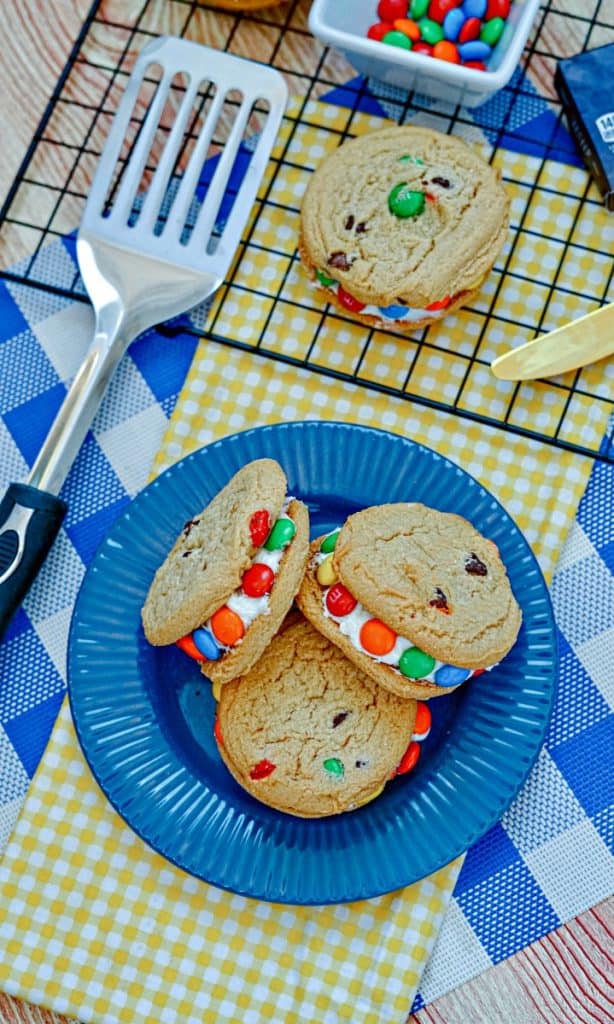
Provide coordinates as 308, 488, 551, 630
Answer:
0, 78, 612, 1022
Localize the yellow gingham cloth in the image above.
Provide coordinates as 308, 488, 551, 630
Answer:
0, 101, 607, 1024
0, 349, 594, 1024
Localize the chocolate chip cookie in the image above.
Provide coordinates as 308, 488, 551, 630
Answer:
299, 125, 509, 332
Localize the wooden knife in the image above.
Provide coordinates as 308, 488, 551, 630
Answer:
491, 303, 614, 380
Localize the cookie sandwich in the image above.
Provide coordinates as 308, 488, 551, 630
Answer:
142, 458, 309, 685
214, 615, 428, 818
297, 503, 522, 700
299, 125, 509, 333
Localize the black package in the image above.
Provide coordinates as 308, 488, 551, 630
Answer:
555, 43, 614, 212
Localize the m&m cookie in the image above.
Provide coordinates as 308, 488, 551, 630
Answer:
214, 615, 419, 818
297, 503, 522, 700
141, 459, 309, 685
299, 125, 509, 333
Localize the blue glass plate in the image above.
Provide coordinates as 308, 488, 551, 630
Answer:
67, 421, 557, 905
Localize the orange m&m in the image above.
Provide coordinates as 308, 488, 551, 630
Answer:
176, 634, 205, 661
432, 39, 460, 62
211, 606, 245, 647
360, 618, 397, 656
393, 17, 421, 40
396, 740, 421, 776
426, 295, 451, 311
413, 701, 432, 740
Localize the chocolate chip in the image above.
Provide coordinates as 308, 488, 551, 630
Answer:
465, 552, 488, 576
431, 176, 451, 188
355, 221, 368, 233
182, 551, 192, 558
344, 215, 355, 230
332, 711, 350, 728
429, 587, 449, 611
182, 518, 200, 536
355, 759, 368, 768
328, 251, 352, 271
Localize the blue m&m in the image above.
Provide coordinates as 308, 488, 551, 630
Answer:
462, 0, 487, 16
458, 39, 492, 61
443, 8, 465, 40
434, 664, 472, 687
379, 303, 410, 319
192, 627, 222, 661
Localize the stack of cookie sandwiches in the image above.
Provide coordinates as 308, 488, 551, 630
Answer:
299, 125, 509, 334
142, 463, 522, 818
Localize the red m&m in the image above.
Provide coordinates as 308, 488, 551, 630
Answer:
326, 583, 357, 617
243, 563, 275, 597
458, 15, 481, 42
428, 0, 461, 18
250, 509, 271, 547
250, 759, 276, 780
378, 0, 409, 19
337, 286, 366, 312
367, 20, 394, 40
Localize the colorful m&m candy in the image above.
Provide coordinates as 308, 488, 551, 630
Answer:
366, 0, 514, 71
178, 512, 297, 665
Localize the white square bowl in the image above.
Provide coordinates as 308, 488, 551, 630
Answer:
308, 0, 541, 108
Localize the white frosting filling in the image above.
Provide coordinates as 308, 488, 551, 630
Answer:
311, 278, 449, 324
322, 587, 448, 682
314, 545, 493, 685
225, 545, 286, 629
200, 499, 294, 653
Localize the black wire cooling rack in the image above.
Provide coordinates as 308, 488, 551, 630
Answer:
0, 0, 612, 462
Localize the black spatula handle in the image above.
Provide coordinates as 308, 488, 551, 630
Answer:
0, 483, 67, 642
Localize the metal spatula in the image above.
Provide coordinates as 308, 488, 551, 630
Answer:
0, 36, 287, 641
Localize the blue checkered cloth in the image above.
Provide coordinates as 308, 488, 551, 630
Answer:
0, 68, 612, 1011
0, 255, 199, 847
339, 72, 614, 1009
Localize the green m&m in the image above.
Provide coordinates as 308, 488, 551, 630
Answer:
264, 517, 296, 551
388, 183, 425, 219
418, 17, 444, 45
480, 17, 505, 46
399, 646, 436, 679
320, 529, 340, 554
409, 0, 429, 18
382, 30, 412, 50
323, 757, 344, 777
316, 267, 336, 287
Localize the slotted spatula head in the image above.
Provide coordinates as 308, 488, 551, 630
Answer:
77, 36, 288, 336
0, 38, 288, 642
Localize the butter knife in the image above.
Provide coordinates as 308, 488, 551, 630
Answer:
491, 303, 614, 380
